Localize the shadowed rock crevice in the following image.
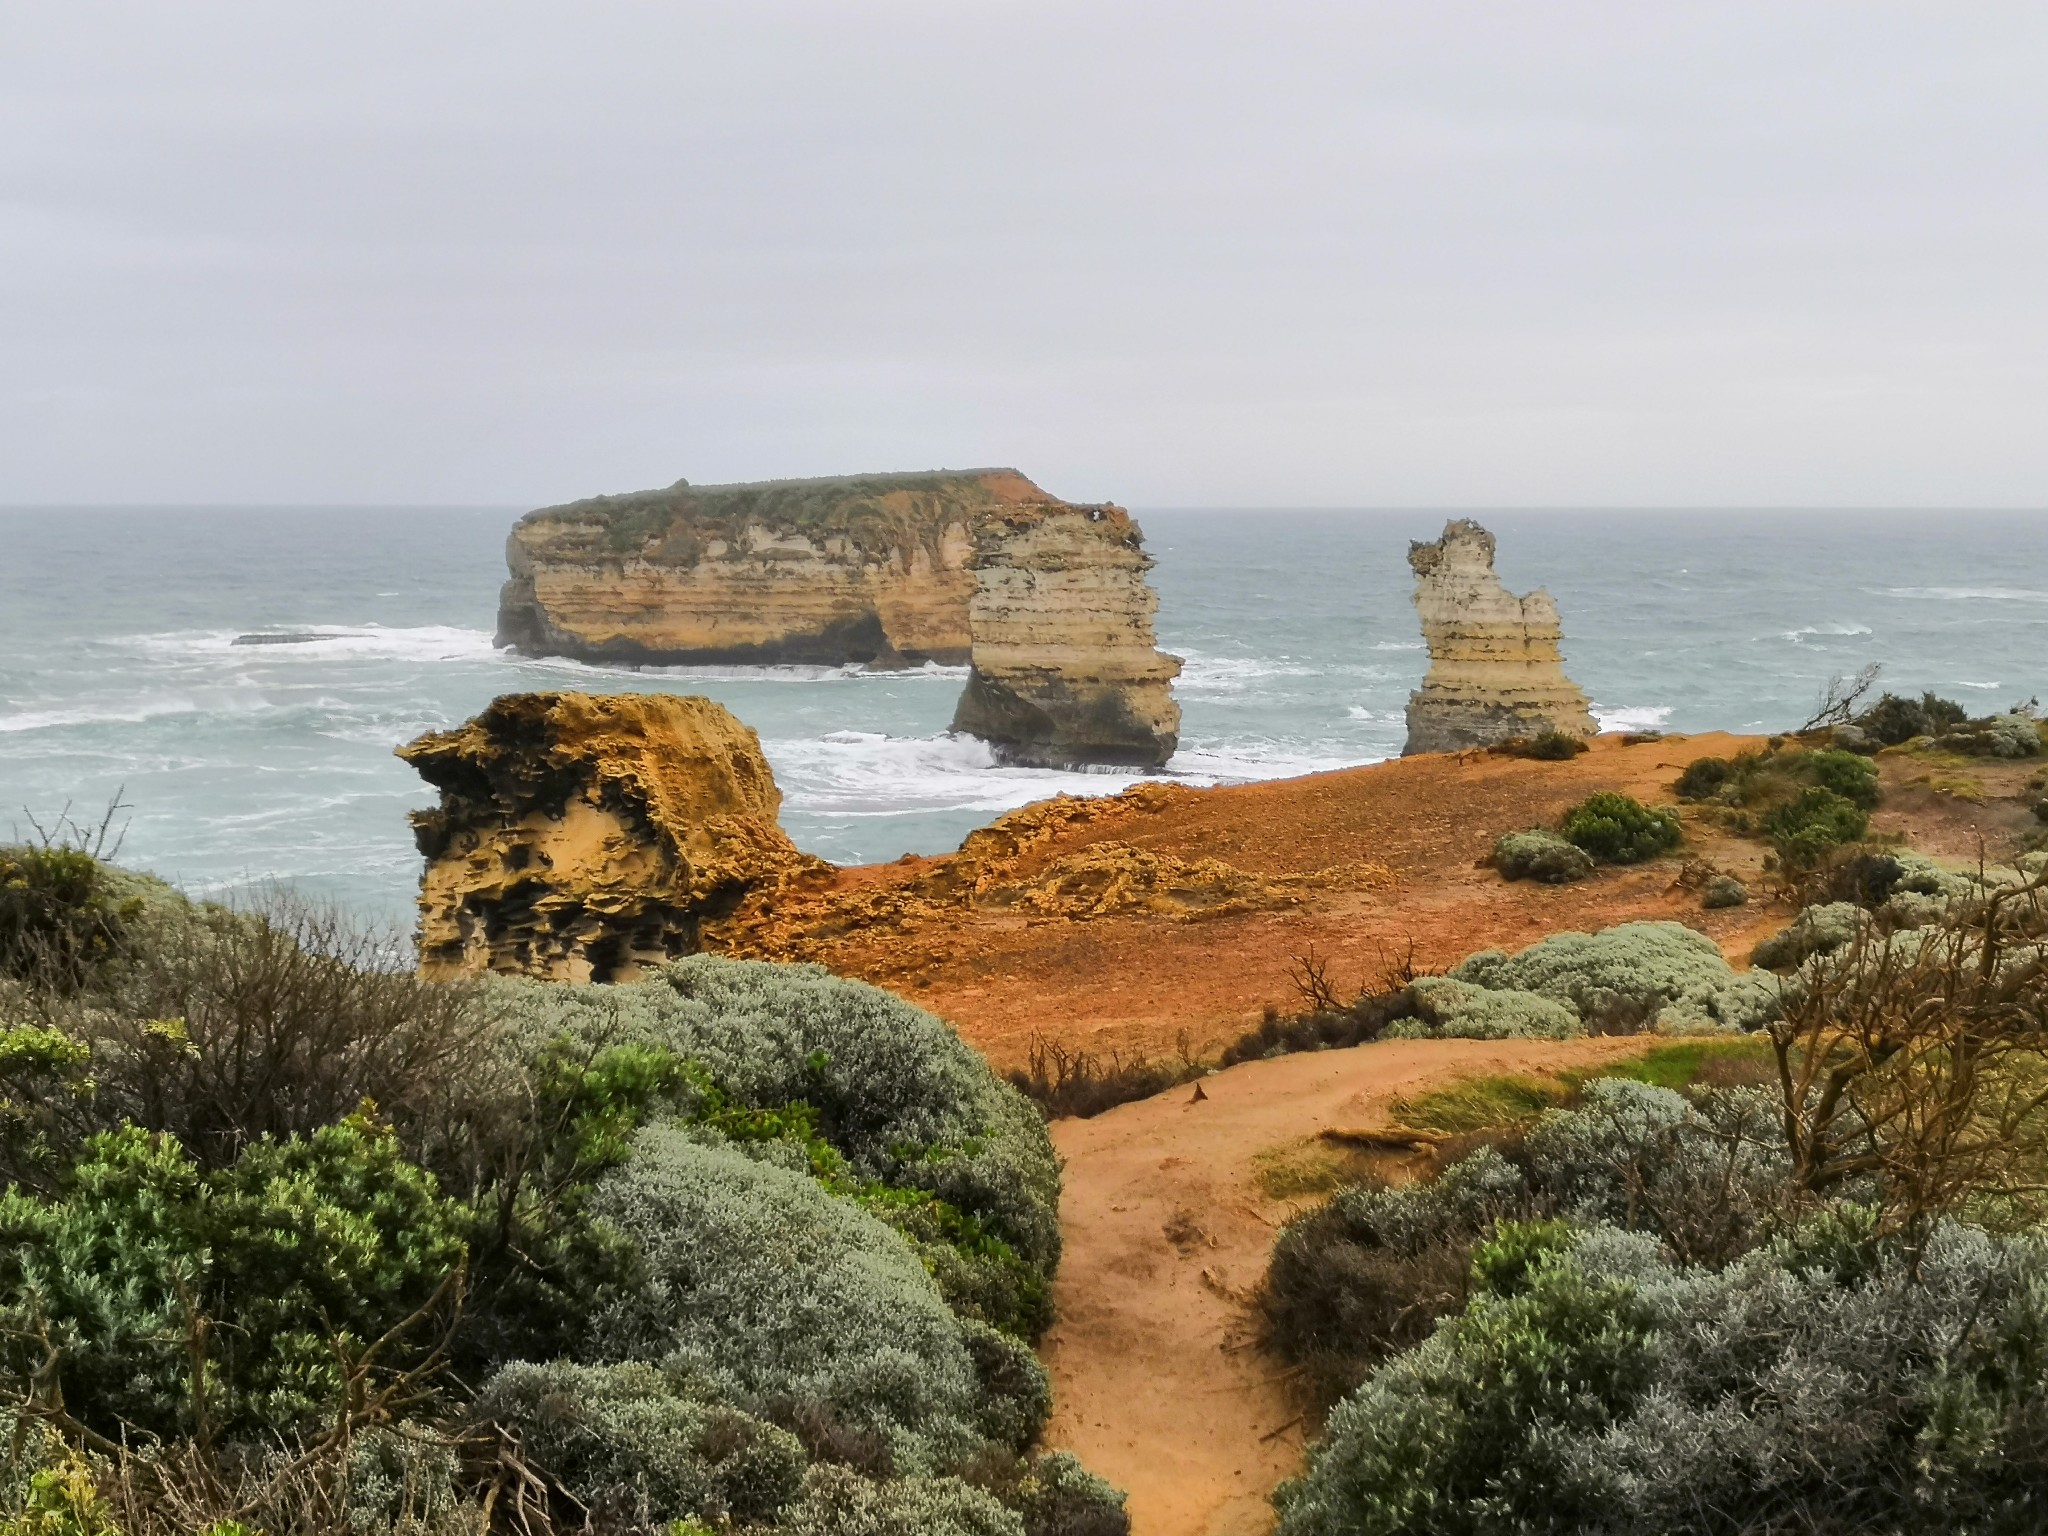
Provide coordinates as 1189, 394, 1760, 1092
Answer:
1402, 519, 1597, 756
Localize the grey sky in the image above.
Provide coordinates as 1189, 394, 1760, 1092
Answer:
5, 3, 2046, 508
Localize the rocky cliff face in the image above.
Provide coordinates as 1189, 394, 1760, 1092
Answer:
949, 504, 1182, 769
398, 692, 818, 981
496, 470, 1069, 668
1402, 519, 1598, 755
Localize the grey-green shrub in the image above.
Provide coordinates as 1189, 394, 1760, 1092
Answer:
1275, 1216, 2048, 1536
780, 1466, 1024, 1536
1450, 921, 1778, 1034
1937, 712, 2044, 759
474, 1360, 806, 1528
1492, 829, 1595, 884
585, 1128, 987, 1476
487, 957, 1061, 1267
1751, 900, 1870, 970
1390, 977, 1581, 1040
1699, 875, 1749, 909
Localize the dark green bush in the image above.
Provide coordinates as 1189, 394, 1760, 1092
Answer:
1855, 690, 1969, 746
1672, 757, 1732, 801
1559, 793, 1682, 865
1762, 786, 1869, 869
1803, 747, 1882, 809
1494, 731, 1589, 761
0, 846, 135, 989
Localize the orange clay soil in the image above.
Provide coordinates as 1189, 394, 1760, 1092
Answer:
1037, 1034, 1657, 1536
727, 731, 2044, 1069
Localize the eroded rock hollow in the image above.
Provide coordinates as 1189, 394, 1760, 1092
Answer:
949, 502, 1182, 769
496, 469, 1067, 668
398, 692, 817, 981
1402, 519, 1598, 755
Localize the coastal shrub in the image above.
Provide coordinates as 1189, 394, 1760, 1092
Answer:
1673, 757, 1732, 801
1492, 731, 1588, 761
584, 1127, 990, 1476
1936, 712, 2045, 759
1762, 785, 1868, 868
1699, 874, 1749, 909
1559, 793, 1681, 865
0, 846, 139, 989
1390, 977, 1580, 1040
962, 1452, 1130, 1536
44, 891, 494, 1170
1449, 921, 1778, 1034
1855, 690, 1969, 746
1261, 1148, 1529, 1409
1274, 1217, 2048, 1536
1803, 746, 1882, 809
489, 957, 1062, 1269
1491, 829, 1593, 885
1751, 900, 1869, 970
779, 1466, 1024, 1536
0, 1116, 467, 1439
474, 1360, 808, 1528
1003, 1036, 1200, 1120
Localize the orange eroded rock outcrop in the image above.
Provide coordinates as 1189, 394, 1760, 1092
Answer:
398, 692, 819, 981
949, 502, 1183, 768
1402, 518, 1598, 755
497, 469, 1058, 668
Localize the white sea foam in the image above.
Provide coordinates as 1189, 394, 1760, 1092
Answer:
1779, 623, 1874, 642
1878, 586, 2048, 603
131, 625, 500, 663
1593, 704, 1674, 733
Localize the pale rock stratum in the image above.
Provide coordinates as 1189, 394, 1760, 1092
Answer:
1402, 519, 1598, 755
949, 502, 1182, 769
498, 469, 1048, 668
398, 692, 817, 981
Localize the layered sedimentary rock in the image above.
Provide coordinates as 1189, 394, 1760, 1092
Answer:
949, 504, 1182, 769
1402, 519, 1598, 755
398, 692, 817, 981
496, 470, 1065, 668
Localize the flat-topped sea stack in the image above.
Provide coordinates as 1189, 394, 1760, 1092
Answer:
497, 469, 1067, 668
950, 502, 1182, 769
398, 692, 816, 981
1402, 519, 1598, 755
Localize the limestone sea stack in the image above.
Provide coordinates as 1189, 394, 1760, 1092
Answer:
496, 469, 1070, 668
1401, 519, 1598, 755
398, 692, 816, 981
949, 502, 1182, 769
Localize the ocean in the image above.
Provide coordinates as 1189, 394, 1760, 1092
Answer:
3, 506, 2045, 930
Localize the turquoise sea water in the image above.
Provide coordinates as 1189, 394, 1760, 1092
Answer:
2, 507, 2045, 929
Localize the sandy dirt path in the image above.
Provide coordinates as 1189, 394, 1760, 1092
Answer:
1037, 1035, 1653, 1536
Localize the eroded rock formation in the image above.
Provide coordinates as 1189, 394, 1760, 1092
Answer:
496, 470, 1057, 668
398, 692, 818, 981
1402, 519, 1597, 755
949, 504, 1182, 769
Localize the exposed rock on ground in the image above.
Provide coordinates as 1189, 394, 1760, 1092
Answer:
719, 782, 1394, 965
1402, 519, 1597, 755
498, 468, 1057, 668
398, 692, 818, 981
949, 502, 1183, 768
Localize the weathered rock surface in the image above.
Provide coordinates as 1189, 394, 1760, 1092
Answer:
1402, 519, 1598, 755
949, 503, 1182, 769
398, 692, 818, 981
496, 469, 1063, 668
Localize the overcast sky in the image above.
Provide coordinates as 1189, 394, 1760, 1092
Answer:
5, 3, 2047, 508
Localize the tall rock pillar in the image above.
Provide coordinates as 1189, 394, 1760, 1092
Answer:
950, 504, 1182, 770
1401, 519, 1598, 755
